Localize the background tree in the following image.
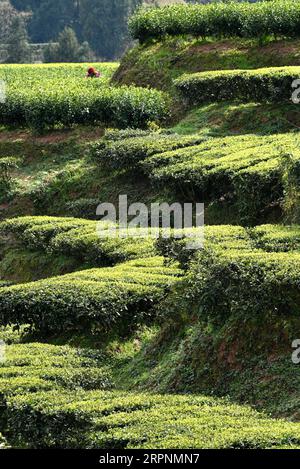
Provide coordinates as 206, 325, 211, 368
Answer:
10, 0, 142, 59
0, 0, 20, 43
6, 15, 31, 63
12, 0, 78, 43
44, 26, 94, 62
11, 0, 224, 60
79, 0, 141, 60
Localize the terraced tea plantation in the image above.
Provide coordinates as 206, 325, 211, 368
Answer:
2, 343, 300, 449
2, 0, 300, 451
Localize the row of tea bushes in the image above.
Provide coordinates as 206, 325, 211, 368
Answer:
91, 130, 300, 224
3, 384, 300, 449
3, 222, 300, 333
90, 130, 204, 170
0, 63, 118, 84
156, 224, 300, 326
157, 224, 300, 266
1, 342, 300, 449
0, 342, 112, 447
174, 66, 300, 105
0, 82, 169, 131
157, 225, 253, 267
129, 1, 300, 42
187, 249, 300, 325
143, 132, 300, 224
0, 65, 168, 131
249, 224, 300, 252
0, 216, 157, 266
0, 257, 182, 334
0, 343, 112, 395
0, 216, 93, 251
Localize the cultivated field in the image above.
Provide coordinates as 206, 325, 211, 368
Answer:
1, 1, 300, 449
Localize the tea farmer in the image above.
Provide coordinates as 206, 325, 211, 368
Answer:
86, 67, 101, 78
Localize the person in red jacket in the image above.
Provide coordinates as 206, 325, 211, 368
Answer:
86, 67, 101, 78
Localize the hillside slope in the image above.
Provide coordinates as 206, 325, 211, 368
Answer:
2, 1, 300, 449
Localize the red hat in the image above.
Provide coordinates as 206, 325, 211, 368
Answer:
88, 67, 96, 74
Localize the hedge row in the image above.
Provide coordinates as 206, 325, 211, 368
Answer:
157, 225, 253, 267
143, 132, 300, 224
0, 216, 92, 250
0, 343, 112, 396
0, 257, 182, 333
90, 130, 204, 170
156, 223, 300, 325
89, 130, 300, 225
187, 249, 300, 325
250, 224, 300, 252
5, 223, 294, 334
280, 152, 300, 224
0, 63, 118, 83
6, 390, 300, 449
0, 82, 169, 131
129, 1, 300, 42
157, 224, 300, 267
0, 342, 112, 447
174, 66, 300, 105
1, 349, 300, 448
0, 64, 169, 130
0, 216, 156, 266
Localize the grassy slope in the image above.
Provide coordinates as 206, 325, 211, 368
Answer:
113, 37, 300, 132
0, 128, 165, 218
113, 37, 300, 92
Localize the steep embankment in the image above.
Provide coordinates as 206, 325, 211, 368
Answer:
113, 37, 300, 131
113, 37, 300, 92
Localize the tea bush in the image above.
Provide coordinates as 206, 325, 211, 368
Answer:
0, 343, 299, 449
0, 343, 112, 394
0, 156, 20, 201
0, 216, 93, 251
0, 63, 118, 83
156, 225, 253, 267
281, 153, 300, 224
1, 84, 169, 131
3, 386, 300, 449
0, 216, 157, 265
90, 131, 204, 170
129, 2, 300, 42
65, 198, 102, 220
143, 132, 300, 224
250, 224, 300, 252
160, 224, 300, 325
187, 249, 300, 325
157, 224, 300, 266
0, 64, 169, 130
0, 257, 182, 333
51, 226, 156, 265
175, 66, 300, 105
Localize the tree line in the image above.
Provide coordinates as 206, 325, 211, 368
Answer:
0, 0, 261, 63
1, 0, 141, 61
